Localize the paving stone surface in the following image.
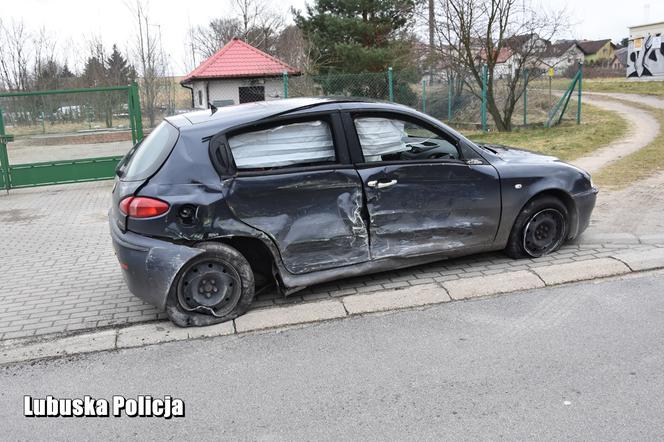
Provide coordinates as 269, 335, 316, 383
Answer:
1, 181, 663, 342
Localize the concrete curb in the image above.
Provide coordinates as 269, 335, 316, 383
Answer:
2, 253, 664, 366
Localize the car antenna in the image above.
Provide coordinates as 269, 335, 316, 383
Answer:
208, 102, 218, 115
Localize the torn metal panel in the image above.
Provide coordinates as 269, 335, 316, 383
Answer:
225, 169, 370, 274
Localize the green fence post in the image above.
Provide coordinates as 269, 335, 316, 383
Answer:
283, 72, 289, 99
128, 86, 137, 144
421, 79, 427, 113
388, 67, 394, 102
131, 82, 144, 141
481, 64, 488, 131
448, 75, 454, 122
576, 62, 583, 124
0, 109, 11, 191
523, 69, 529, 127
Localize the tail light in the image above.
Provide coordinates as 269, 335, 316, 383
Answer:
119, 196, 170, 218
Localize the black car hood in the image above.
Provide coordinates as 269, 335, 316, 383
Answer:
475, 143, 560, 164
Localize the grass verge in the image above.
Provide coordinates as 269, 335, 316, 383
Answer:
461, 100, 627, 161
532, 77, 664, 97
593, 103, 664, 189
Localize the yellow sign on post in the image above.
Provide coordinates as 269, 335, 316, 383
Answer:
548, 67, 555, 77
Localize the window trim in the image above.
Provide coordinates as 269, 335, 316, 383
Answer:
343, 110, 466, 166
208, 111, 352, 178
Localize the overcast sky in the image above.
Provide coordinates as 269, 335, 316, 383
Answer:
3, 0, 664, 76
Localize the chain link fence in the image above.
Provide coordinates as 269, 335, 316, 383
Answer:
283, 66, 582, 132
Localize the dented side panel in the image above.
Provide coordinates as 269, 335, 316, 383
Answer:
357, 162, 501, 259
225, 169, 370, 274
110, 218, 204, 310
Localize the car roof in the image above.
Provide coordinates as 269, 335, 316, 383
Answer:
166, 97, 415, 133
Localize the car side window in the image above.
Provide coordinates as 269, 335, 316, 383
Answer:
355, 117, 460, 163
228, 120, 336, 171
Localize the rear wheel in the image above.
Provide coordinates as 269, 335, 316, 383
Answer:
166, 242, 254, 327
505, 196, 569, 259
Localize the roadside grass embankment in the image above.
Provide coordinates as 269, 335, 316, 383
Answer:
462, 100, 627, 161
593, 103, 664, 189
533, 77, 664, 97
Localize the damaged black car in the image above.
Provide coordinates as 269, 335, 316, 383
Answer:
109, 98, 597, 327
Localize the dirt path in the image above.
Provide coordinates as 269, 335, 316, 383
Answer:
569, 95, 659, 174
578, 92, 664, 240
584, 91, 664, 109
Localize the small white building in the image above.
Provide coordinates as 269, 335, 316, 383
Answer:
628, 21, 664, 78
181, 38, 301, 109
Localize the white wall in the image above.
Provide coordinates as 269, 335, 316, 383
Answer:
191, 78, 285, 109
628, 23, 664, 78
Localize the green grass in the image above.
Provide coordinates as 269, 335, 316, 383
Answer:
532, 77, 664, 97
460, 101, 627, 161
593, 103, 664, 189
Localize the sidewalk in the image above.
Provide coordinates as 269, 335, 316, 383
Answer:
1, 180, 663, 343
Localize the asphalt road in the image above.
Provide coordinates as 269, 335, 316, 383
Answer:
2, 271, 664, 441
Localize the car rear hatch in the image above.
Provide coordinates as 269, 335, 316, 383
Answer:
111, 121, 180, 232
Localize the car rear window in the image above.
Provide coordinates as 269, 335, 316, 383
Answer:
119, 121, 179, 181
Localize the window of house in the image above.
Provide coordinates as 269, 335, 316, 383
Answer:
354, 117, 459, 163
228, 120, 336, 170
198, 90, 203, 106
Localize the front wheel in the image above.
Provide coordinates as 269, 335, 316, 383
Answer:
166, 242, 255, 327
505, 196, 569, 259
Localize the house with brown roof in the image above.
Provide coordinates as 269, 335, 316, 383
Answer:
541, 41, 585, 75
181, 38, 300, 109
577, 39, 616, 65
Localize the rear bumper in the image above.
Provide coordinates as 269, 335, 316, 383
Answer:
571, 187, 598, 238
109, 215, 204, 310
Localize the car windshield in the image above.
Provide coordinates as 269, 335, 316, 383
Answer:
118, 122, 179, 181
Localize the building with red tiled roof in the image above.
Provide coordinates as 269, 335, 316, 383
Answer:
181, 38, 301, 109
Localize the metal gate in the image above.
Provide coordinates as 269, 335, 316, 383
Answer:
0, 83, 143, 191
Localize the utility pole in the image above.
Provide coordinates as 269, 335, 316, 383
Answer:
429, 0, 435, 84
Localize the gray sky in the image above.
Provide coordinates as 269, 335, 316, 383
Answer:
3, 0, 663, 75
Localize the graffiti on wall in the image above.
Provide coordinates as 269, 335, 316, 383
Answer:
628, 35, 664, 78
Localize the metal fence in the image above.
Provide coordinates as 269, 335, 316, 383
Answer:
0, 84, 143, 190
283, 64, 583, 132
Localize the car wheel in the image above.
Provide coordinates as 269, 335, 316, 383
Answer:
166, 242, 255, 327
505, 196, 568, 259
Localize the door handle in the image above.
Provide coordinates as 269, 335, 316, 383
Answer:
367, 179, 398, 189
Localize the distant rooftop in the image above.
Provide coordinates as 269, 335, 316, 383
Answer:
577, 39, 614, 55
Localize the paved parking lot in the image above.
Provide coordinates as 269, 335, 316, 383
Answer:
0, 180, 662, 342
8, 139, 132, 164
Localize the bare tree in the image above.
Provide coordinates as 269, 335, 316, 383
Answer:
234, 0, 260, 39
186, 0, 285, 65
0, 19, 32, 91
244, 4, 284, 53
189, 18, 243, 60
129, 0, 169, 127
274, 25, 316, 72
432, 0, 568, 131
